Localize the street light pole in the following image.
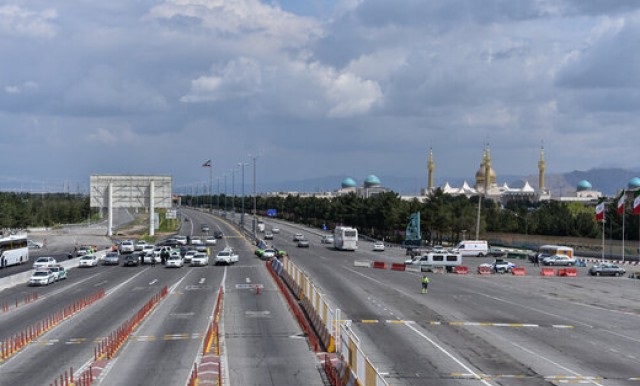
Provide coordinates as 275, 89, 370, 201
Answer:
475, 194, 482, 240
224, 174, 228, 213
252, 155, 257, 238
239, 162, 248, 226
231, 168, 236, 214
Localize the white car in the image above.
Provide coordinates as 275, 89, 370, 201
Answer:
78, 255, 99, 267
119, 240, 135, 254
215, 248, 239, 265
174, 235, 188, 245
205, 236, 217, 245
191, 237, 203, 245
191, 252, 209, 266
271, 228, 280, 234
262, 249, 276, 259
49, 266, 68, 281
183, 250, 197, 264
33, 256, 57, 269
29, 270, 56, 286
27, 239, 43, 249
165, 254, 183, 268
373, 241, 385, 252
293, 233, 304, 241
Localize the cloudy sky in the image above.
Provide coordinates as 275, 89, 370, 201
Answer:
2, 0, 640, 194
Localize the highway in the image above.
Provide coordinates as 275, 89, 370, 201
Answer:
0, 209, 326, 386
258, 218, 640, 386
2, 209, 639, 385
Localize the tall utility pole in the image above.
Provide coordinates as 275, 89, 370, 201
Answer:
475, 194, 482, 240
224, 174, 228, 213
231, 168, 236, 214
252, 155, 257, 238
216, 177, 220, 210
239, 162, 248, 226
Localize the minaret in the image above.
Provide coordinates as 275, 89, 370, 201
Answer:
427, 147, 435, 191
538, 146, 546, 192
484, 144, 491, 194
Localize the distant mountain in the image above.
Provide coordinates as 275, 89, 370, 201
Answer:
263, 168, 640, 198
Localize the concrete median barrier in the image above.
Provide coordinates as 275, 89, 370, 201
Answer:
511, 267, 526, 276
540, 267, 555, 276
390, 263, 405, 271
454, 266, 469, 274
353, 260, 372, 268
477, 266, 492, 275
372, 261, 387, 269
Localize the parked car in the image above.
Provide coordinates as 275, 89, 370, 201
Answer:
27, 239, 43, 249
589, 263, 626, 276
293, 233, 304, 242
264, 231, 274, 240
123, 254, 141, 266
373, 241, 385, 252
297, 239, 310, 248
29, 270, 56, 286
78, 255, 99, 267
490, 259, 516, 273
165, 254, 183, 268
191, 252, 209, 266
542, 255, 576, 266
49, 266, 68, 281
134, 240, 148, 251
33, 256, 57, 269
103, 252, 120, 265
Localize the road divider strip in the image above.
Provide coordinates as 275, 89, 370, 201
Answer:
0, 288, 105, 363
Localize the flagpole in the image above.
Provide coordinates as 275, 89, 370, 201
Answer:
601, 219, 605, 263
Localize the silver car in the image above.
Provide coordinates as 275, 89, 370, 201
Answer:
589, 263, 625, 277
29, 270, 56, 286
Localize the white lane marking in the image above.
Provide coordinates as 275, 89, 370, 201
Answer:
510, 341, 605, 386
199, 278, 205, 284
245, 277, 251, 283
404, 321, 494, 386
149, 279, 158, 285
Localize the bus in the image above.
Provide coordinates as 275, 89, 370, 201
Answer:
334, 226, 358, 251
0, 233, 29, 268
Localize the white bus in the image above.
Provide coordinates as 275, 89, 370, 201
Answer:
334, 226, 358, 251
0, 233, 29, 268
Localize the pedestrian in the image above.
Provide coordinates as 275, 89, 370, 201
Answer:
534, 254, 540, 267
421, 275, 430, 294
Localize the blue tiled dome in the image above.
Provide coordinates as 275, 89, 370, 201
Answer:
577, 180, 592, 191
628, 177, 640, 189
364, 175, 381, 187
341, 177, 357, 188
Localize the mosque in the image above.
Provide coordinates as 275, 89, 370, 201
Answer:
335, 174, 391, 198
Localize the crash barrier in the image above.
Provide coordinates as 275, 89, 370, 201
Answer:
353, 260, 373, 268
189, 286, 224, 386
372, 261, 387, 269
1, 289, 105, 363
267, 260, 321, 352
93, 286, 168, 361
454, 266, 469, 274
279, 257, 390, 386
540, 268, 555, 276
430, 266, 445, 274
390, 263, 406, 271
557, 267, 578, 277
2, 291, 38, 313
64, 286, 169, 386
477, 266, 492, 275
404, 265, 421, 273
511, 267, 526, 276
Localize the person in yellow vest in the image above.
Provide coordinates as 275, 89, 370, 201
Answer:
421, 275, 430, 294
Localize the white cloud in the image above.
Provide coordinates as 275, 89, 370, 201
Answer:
0, 5, 57, 38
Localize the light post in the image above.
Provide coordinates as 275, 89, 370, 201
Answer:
231, 168, 236, 215
216, 177, 220, 211
239, 162, 248, 226
224, 173, 228, 213
252, 155, 257, 238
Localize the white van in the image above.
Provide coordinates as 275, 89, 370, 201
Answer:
452, 240, 488, 257
410, 252, 462, 272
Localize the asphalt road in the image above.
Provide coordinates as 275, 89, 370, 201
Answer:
0, 209, 327, 386
258, 218, 640, 386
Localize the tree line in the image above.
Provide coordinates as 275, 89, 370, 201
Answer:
0, 192, 90, 229
187, 190, 640, 245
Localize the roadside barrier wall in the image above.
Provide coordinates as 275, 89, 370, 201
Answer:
281, 257, 389, 386
540, 268, 555, 276
511, 267, 526, 276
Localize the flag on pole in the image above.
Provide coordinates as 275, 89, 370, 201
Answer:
595, 198, 605, 222
617, 191, 626, 216
634, 191, 640, 215
202, 159, 212, 168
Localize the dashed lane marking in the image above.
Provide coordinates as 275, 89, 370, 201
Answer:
32, 333, 206, 346
342, 320, 574, 328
